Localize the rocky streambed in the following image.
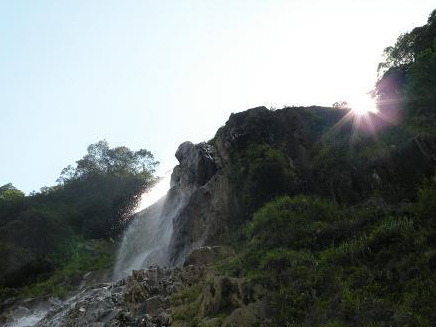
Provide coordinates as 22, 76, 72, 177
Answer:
2, 246, 267, 327
2, 265, 204, 327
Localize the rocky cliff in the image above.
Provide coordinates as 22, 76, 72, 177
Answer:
167, 105, 436, 265
3, 105, 436, 326
167, 106, 347, 265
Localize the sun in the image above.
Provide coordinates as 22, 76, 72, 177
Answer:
349, 93, 378, 116
328, 92, 387, 141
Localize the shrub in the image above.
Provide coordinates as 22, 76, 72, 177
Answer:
247, 195, 340, 251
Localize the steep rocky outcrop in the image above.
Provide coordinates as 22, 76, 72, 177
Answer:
163, 106, 436, 269
167, 141, 236, 266
166, 106, 347, 265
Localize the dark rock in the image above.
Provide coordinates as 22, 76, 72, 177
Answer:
144, 295, 168, 316
172, 141, 217, 188
184, 246, 235, 266
200, 276, 243, 316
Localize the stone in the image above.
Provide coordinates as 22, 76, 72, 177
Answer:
200, 276, 243, 316
222, 302, 266, 326
144, 295, 169, 316
172, 141, 217, 188
156, 310, 170, 326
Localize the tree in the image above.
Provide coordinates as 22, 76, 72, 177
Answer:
375, 9, 436, 126
70, 140, 159, 179
0, 183, 24, 199
52, 140, 159, 238
332, 101, 349, 109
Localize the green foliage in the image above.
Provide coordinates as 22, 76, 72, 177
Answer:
231, 188, 436, 326
170, 285, 203, 326
175, 11, 436, 325
230, 144, 298, 225
0, 184, 25, 201
19, 239, 117, 298
406, 48, 436, 125
0, 184, 26, 227
415, 180, 436, 225
378, 9, 436, 75
58, 140, 158, 183
247, 195, 340, 251
376, 9, 436, 129
0, 140, 157, 291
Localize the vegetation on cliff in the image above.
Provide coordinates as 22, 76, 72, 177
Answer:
0, 8, 435, 327
172, 10, 436, 326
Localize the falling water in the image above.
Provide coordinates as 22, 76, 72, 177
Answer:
135, 171, 172, 213
7, 169, 190, 326
10, 309, 50, 327
112, 169, 184, 280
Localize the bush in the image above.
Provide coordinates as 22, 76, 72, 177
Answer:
232, 189, 436, 325
414, 180, 436, 228
247, 195, 340, 251
230, 144, 298, 223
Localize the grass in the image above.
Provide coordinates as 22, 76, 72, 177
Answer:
170, 285, 203, 326
18, 238, 117, 298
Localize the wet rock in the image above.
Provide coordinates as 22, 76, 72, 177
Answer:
12, 305, 31, 318
79, 269, 111, 290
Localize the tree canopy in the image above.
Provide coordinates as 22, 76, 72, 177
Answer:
57, 140, 158, 184
0, 141, 158, 288
376, 9, 436, 127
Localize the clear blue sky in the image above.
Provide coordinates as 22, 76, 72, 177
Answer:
1, 0, 435, 193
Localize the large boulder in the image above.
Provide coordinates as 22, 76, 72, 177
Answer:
171, 141, 217, 188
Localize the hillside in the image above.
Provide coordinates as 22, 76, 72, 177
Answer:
1, 8, 436, 327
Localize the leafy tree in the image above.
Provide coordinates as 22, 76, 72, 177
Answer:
67, 140, 159, 180
0, 141, 158, 289
375, 9, 436, 127
0, 184, 26, 227
0, 183, 25, 200
332, 101, 349, 109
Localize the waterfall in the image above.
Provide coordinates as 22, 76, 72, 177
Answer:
112, 170, 183, 280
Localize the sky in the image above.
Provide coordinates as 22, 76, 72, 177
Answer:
1, 0, 435, 193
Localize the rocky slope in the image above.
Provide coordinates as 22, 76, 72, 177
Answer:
167, 106, 346, 263
2, 105, 436, 326
168, 105, 436, 262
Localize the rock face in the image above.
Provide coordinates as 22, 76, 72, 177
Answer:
5, 106, 436, 327
5, 266, 204, 327
165, 106, 436, 268
172, 141, 217, 188
166, 106, 346, 265
113, 106, 351, 272
166, 141, 236, 267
